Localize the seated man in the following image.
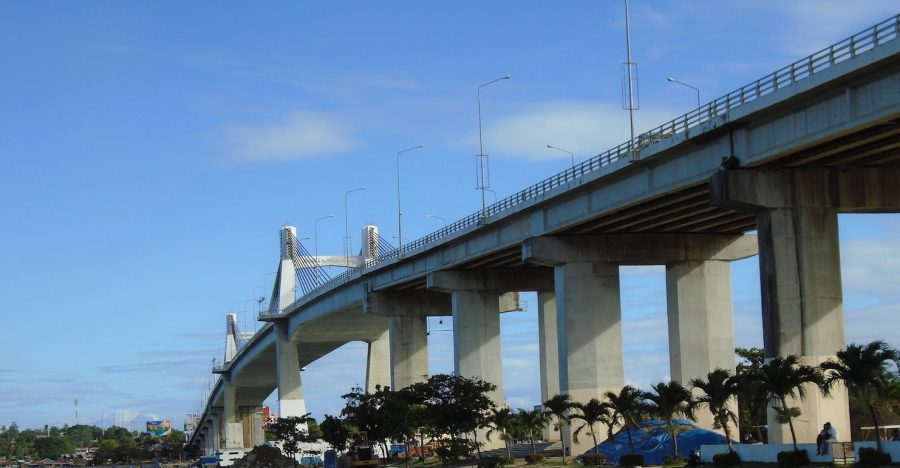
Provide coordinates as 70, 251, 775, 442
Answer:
816, 422, 838, 455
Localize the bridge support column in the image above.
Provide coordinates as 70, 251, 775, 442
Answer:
389, 315, 429, 390
222, 375, 243, 449
275, 321, 308, 421
711, 168, 858, 443
538, 291, 560, 441
366, 328, 391, 392
365, 290, 452, 389
210, 412, 221, 453
524, 233, 757, 451
450, 289, 504, 403
666, 259, 738, 434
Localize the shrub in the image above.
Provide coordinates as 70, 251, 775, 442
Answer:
433, 439, 478, 464
776, 449, 809, 467
619, 454, 644, 467
857, 447, 892, 466
712, 451, 741, 467
580, 453, 606, 466
524, 453, 545, 465
477, 456, 507, 468
663, 455, 686, 465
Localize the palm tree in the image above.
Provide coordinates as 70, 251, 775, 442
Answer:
517, 408, 548, 455
759, 355, 825, 451
736, 348, 768, 443
820, 340, 900, 453
487, 407, 518, 460
543, 394, 575, 464
690, 369, 740, 452
603, 386, 648, 455
645, 381, 695, 458
570, 398, 612, 455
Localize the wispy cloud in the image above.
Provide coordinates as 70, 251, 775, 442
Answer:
222, 111, 359, 164
468, 101, 679, 161
767, 0, 897, 56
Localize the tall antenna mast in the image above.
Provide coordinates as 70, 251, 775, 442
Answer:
623, 0, 639, 162
74, 398, 79, 425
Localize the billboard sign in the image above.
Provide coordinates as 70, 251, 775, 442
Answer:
146, 420, 172, 436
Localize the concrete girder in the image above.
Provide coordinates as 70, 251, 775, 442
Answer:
364, 289, 451, 317
522, 233, 758, 266
426, 268, 554, 293
710, 166, 900, 212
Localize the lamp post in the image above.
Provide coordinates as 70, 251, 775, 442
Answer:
667, 76, 701, 108
396, 144, 424, 250
344, 187, 366, 268
426, 213, 447, 227
477, 75, 510, 213
314, 215, 334, 260
546, 144, 575, 168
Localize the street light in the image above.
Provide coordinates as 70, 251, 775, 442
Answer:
477, 75, 510, 213
344, 187, 366, 268
396, 144, 424, 250
667, 76, 701, 108
314, 215, 334, 260
546, 144, 575, 168
426, 213, 447, 227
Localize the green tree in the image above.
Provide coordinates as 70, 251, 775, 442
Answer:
102, 426, 133, 443
759, 355, 825, 451
735, 348, 767, 442
821, 340, 900, 453
645, 381, 694, 458
486, 407, 518, 460
603, 385, 647, 455
413, 374, 496, 460
33, 436, 75, 459
516, 408, 547, 455
161, 429, 186, 460
319, 415, 351, 452
62, 425, 102, 447
542, 394, 574, 464
570, 398, 612, 455
114, 437, 139, 463
690, 369, 740, 452
95, 439, 118, 464
268, 415, 319, 462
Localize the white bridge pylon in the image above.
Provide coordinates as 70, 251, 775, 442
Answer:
270, 225, 386, 315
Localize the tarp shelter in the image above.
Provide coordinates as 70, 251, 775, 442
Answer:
584, 419, 734, 465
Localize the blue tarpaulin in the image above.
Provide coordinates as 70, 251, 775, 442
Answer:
583, 419, 733, 465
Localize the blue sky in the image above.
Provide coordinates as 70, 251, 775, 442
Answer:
2, 1, 899, 432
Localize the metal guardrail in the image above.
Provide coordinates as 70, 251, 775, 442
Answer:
261, 14, 900, 317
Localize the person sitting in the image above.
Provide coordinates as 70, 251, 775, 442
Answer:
687, 450, 702, 466
816, 422, 838, 455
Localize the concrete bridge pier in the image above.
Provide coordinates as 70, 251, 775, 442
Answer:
365, 290, 452, 390
365, 328, 391, 392
427, 270, 548, 451
708, 168, 900, 443
222, 375, 243, 449
524, 234, 756, 451
275, 321, 308, 421
427, 270, 552, 404
537, 290, 559, 441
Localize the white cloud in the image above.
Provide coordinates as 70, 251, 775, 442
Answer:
771, 0, 898, 56
841, 237, 900, 298
468, 101, 679, 161
222, 111, 358, 164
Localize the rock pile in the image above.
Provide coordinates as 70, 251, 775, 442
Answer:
232, 445, 297, 468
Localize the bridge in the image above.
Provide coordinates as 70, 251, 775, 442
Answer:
188, 15, 900, 459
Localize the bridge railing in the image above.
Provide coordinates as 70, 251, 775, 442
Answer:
260, 14, 900, 317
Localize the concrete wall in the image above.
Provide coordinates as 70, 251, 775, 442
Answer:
701, 441, 900, 464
